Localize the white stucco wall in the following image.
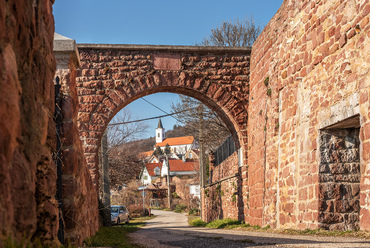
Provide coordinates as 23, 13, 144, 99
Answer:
189, 184, 200, 198
142, 168, 152, 186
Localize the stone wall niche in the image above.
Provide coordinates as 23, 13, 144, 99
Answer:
319, 115, 361, 231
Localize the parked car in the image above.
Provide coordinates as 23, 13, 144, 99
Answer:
111, 205, 130, 225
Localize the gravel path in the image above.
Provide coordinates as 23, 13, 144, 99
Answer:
128, 210, 370, 248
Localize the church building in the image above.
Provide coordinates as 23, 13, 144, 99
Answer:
154, 119, 198, 155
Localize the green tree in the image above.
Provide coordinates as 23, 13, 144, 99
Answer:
153, 146, 163, 156
164, 143, 171, 155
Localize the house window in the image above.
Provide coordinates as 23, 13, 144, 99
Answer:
189, 153, 192, 159
173, 147, 176, 153
154, 167, 160, 176
158, 133, 160, 137
144, 176, 148, 180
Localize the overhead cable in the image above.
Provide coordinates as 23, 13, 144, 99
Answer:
107, 110, 188, 126
141, 97, 182, 123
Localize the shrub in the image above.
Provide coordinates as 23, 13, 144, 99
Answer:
127, 204, 149, 217
189, 218, 207, 227
172, 192, 180, 198
174, 204, 187, 213
188, 208, 200, 216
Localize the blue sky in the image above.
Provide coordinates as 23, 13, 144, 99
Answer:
53, 0, 283, 139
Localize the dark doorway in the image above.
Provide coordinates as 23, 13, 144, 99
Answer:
319, 115, 360, 231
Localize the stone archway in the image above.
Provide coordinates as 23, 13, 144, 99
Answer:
75, 44, 251, 183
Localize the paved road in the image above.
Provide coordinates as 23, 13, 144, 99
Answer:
129, 210, 370, 248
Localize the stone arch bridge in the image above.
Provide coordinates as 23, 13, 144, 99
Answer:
75, 44, 251, 180
54, 42, 252, 242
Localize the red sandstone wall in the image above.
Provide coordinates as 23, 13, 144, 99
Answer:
55, 56, 100, 245
249, 0, 370, 230
202, 152, 243, 222
209, 151, 239, 182
0, 0, 58, 245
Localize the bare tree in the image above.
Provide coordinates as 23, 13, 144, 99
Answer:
171, 95, 230, 151
107, 109, 148, 152
105, 109, 149, 188
198, 16, 262, 47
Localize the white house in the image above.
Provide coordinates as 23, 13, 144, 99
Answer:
141, 158, 199, 186
189, 184, 201, 199
141, 162, 162, 186
160, 159, 199, 177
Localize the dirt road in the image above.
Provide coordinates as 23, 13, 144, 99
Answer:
129, 210, 370, 248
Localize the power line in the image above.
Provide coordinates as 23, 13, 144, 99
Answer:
141, 97, 182, 123
107, 110, 187, 126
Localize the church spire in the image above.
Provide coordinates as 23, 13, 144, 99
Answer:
156, 118, 165, 143
157, 118, 163, 129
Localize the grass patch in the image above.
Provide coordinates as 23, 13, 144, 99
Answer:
83, 216, 155, 248
188, 217, 207, 227
282, 228, 370, 239
188, 218, 242, 229
3, 236, 74, 248
187, 217, 370, 239
206, 218, 242, 229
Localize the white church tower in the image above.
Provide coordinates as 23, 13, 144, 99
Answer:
155, 119, 165, 143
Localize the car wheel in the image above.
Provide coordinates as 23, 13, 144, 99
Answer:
117, 218, 120, 225
125, 216, 130, 224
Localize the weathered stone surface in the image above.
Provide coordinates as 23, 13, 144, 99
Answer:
249, 0, 370, 231
55, 40, 100, 246
0, 0, 58, 245
319, 128, 360, 230
202, 152, 243, 222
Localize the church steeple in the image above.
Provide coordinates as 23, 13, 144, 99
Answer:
157, 118, 163, 129
156, 118, 165, 143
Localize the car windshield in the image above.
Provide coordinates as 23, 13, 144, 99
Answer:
111, 207, 119, 213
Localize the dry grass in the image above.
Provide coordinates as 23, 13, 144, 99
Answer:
188, 217, 370, 239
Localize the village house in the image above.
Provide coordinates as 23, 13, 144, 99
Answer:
141, 159, 199, 185
140, 119, 201, 201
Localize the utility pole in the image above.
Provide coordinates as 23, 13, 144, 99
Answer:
142, 187, 145, 214
166, 154, 171, 209
141, 169, 145, 215
198, 104, 206, 219
198, 104, 206, 187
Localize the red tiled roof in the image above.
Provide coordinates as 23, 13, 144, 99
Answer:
139, 151, 153, 158
156, 136, 194, 147
168, 159, 199, 172
145, 163, 162, 176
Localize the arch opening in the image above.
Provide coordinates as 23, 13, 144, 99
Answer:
100, 91, 238, 212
